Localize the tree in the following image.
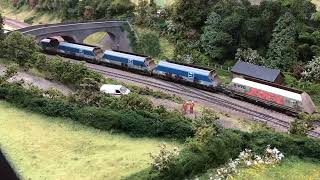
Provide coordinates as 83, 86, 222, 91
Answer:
302, 56, 320, 82
289, 113, 320, 137
109, 0, 135, 19
266, 12, 298, 70
0, 13, 4, 41
135, 0, 158, 27
278, 0, 316, 21
135, 0, 149, 25
139, 32, 161, 57
201, 12, 233, 62
2, 32, 39, 68
0, 63, 19, 84
83, 6, 94, 20
172, 0, 214, 29
235, 48, 265, 65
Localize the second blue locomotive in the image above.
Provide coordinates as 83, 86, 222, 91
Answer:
40, 38, 220, 88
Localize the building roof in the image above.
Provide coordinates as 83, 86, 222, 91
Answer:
231, 61, 283, 83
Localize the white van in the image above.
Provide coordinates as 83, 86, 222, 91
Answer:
100, 84, 131, 96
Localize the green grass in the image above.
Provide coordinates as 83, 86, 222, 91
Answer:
0, 101, 180, 180
0, 2, 61, 25
233, 157, 320, 180
134, 25, 175, 60
313, 0, 320, 9
131, 0, 174, 7
84, 32, 108, 47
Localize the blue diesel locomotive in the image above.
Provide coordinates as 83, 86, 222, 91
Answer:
40, 38, 103, 61
39, 38, 219, 88
153, 61, 219, 87
39, 38, 317, 115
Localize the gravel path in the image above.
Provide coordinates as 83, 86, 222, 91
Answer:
63, 59, 297, 131
4, 17, 29, 29
0, 65, 72, 95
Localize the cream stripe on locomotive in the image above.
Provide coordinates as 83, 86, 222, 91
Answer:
232, 78, 302, 101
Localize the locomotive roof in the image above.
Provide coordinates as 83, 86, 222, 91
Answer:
104, 50, 146, 62
41, 38, 51, 43
231, 61, 283, 83
59, 41, 97, 51
158, 61, 211, 76
232, 78, 302, 101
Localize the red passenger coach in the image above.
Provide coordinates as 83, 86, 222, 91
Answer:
228, 77, 316, 114
246, 88, 285, 106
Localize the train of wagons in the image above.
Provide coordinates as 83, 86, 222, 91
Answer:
40, 38, 317, 115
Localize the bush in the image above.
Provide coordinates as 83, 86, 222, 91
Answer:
0, 84, 194, 140
132, 129, 320, 180
24, 16, 35, 24
157, 130, 245, 179
243, 131, 320, 159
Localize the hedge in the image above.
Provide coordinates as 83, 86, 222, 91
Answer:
0, 84, 194, 139
128, 130, 320, 180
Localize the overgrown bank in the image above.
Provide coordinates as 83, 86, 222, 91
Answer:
127, 130, 320, 180
0, 101, 180, 179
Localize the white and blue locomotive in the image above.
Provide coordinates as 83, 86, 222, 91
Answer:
39, 38, 220, 88
39, 38, 317, 115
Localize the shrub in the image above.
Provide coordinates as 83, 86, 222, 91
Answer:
0, 84, 194, 139
135, 130, 320, 180
150, 144, 180, 174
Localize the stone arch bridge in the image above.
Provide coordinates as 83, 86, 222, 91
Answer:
16, 20, 133, 52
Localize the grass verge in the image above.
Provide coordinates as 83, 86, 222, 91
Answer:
0, 2, 61, 25
0, 101, 180, 180
84, 32, 108, 47
134, 25, 175, 60
233, 157, 320, 180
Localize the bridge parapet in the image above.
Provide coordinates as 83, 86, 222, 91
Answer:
16, 20, 132, 52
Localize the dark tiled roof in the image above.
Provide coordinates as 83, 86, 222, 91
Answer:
231, 61, 282, 82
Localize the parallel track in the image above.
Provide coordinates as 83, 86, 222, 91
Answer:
89, 66, 320, 138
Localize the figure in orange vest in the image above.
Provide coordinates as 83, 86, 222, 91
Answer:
183, 101, 188, 114
190, 101, 195, 114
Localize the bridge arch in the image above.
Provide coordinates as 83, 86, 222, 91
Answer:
17, 20, 133, 52
82, 31, 117, 50
61, 36, 77, 43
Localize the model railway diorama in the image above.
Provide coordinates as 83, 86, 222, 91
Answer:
40, 38, 317, 115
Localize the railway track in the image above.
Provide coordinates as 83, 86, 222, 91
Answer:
89, 66, 320, 138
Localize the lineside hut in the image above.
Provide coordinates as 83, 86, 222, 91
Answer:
231, 61, 285, 85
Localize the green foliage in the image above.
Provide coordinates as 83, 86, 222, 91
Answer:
135, 0, 157, 26
235, 48, 266, 65
266, 12, 298, 70
150, 144, 180, 175
172, 0, 212, 29
0, 13, 4, 41
159, 130, 244, 179
132, 129, 320, 180
289, 113, 320, 136
109, 0, 135, 19
302, 56, 320, 82
139, 32, 162, 57
278, 0, 316, 21
284, 74, 320, 109
201, 12, 233, 62
117, 93, 153, 111
23, 16, 35, 24
2, 32, 39, 68
0, 63, 19, 84
0, 84, 194, 139
38, 57, 104, 87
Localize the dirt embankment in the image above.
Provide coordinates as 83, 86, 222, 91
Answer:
0, 65, 72, 95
